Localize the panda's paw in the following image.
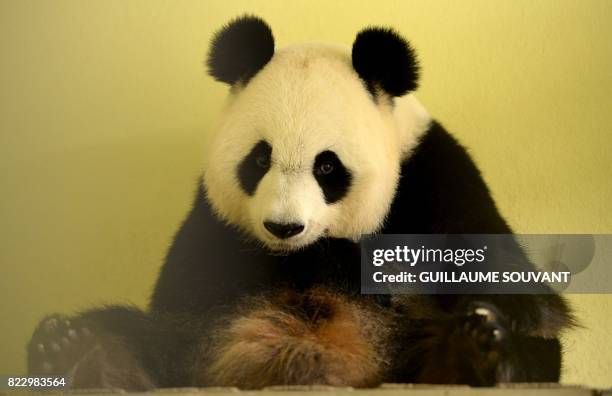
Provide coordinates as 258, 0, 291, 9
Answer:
27, 314, 100, 378
417, 301, 510, 386
449, 302, 509, 385
461, 303, 507, 354
462, 301, 507, 346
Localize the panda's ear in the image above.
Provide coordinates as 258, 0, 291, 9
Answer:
352, 27, 419, 97
206, 16, 275, 86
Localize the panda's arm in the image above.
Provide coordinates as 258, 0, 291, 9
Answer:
383, 120, 574, 341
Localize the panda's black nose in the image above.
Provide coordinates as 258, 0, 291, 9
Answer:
263, 221, 304, 239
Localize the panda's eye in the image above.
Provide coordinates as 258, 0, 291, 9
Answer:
256, 155, 270, 169
237, 140, 272, 196
316, 161, 334, 175
313, 150, 352, 204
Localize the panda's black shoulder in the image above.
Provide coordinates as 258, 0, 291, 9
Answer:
382, 120, 512, 234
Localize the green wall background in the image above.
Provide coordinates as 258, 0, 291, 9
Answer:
1, 0, 611, 388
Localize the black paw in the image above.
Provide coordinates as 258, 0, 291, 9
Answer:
462, 303, 506, 354
450, 302, 509, 385
27, 314, 99, 377
417, 301, 511, 385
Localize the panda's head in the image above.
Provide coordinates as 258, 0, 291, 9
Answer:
203, 16, 428, 251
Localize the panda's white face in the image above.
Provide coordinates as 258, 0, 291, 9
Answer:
204, 45, 408, 251
203, 17, 430, 251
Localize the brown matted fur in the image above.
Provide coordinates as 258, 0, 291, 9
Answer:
196, 288, 391, 389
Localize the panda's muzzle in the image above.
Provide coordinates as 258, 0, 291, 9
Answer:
263, 221, 305, 239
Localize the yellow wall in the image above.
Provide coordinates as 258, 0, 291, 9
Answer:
1, 0, 611, 388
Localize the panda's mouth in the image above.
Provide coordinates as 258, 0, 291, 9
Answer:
263, 237, 312, 252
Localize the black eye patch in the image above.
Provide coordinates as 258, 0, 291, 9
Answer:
237, 140, 272, 195
313, 150, 352, 204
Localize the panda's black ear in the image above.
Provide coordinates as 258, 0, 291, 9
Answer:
207, 16, 275, 86
352, 27, 419, 97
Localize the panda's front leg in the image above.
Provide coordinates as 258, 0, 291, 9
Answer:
404, 301, 562, 385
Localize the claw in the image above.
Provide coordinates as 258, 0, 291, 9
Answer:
492, 327, 506, 341
467, 301, 507, 326
474, 306, 492, 318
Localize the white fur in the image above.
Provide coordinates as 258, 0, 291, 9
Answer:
204, 44, 431, 251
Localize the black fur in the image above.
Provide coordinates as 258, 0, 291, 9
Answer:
237, 140, 272, 195
207, 16, 274, 85
386, 121, 512, 234
313, 150, 352, 204
352, 27, 420, 97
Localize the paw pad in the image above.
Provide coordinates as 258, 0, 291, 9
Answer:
28, 314, 97, 376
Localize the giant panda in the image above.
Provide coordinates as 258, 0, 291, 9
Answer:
27, 16, 574, 390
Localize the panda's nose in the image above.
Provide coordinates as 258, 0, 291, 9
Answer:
263, 221, 305, 239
